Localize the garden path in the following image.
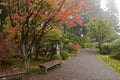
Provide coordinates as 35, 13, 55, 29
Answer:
28, 48, 120, 80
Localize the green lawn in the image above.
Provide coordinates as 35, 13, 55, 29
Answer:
97, 54, 120, 75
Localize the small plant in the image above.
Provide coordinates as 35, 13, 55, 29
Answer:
60, 51, 69, 60
111, 39, 120, 56
101, 44, 111, 54
50, 54, 62, 60
66, 45, 78, 53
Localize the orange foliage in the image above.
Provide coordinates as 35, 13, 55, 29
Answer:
37, 12, 46, 19
76, 19, 83, 26
73, 44, 81, 49
64, 20, 75, 28
4, 0, 91, 41
4, 27, 20, 41
56, 0, 91, 27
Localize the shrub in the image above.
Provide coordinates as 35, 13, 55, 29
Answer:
26, 66, 39, 73
60, 51, 69, 60
111, 39, 120, 56
0, 41, 11, 60
73, 44, 81, 49
65, 45, 78, 53
50, 54, 62, 60
101, 44, 111, 54
80, 43, 87, 48
87, 43, 95, 48
0, 58, 18, 69
80, 43, 94, 48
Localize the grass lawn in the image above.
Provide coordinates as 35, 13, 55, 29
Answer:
97, 54, 120, 75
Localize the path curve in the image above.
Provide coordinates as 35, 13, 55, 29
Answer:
29, 48, 120, 80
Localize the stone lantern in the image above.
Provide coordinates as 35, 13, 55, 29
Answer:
51, 40, 60, 55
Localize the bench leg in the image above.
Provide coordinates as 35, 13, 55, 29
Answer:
45, 69, 47, 74
58, 64, 61, 67
39, 66, 44, 73
39, 66, 47, 74
39, 67, 42, 73
20, 74, 25, 80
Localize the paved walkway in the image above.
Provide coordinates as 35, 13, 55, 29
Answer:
29, 48, 120, 80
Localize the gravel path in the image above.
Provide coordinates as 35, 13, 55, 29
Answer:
29, 48, 120, 80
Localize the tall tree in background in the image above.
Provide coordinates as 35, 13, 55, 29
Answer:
4, 0, 89, 67
105, 0, 119, 26
86, 17, 114, 53
88, 0, 101, 18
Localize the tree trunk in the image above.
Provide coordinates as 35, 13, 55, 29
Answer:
23, 54, 31, 68
98, 42, 102, 53
20, 43, 32, 68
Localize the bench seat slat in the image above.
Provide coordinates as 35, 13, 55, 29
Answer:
0, 71, 25, 78
39, 60, 61, 68
39, 60, 62, 73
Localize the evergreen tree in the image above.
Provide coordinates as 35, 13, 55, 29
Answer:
106, 0, 119, 26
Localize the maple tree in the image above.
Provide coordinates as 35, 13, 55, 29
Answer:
3, 0, 90, 67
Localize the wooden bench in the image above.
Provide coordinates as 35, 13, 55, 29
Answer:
39, 60, 62, 73
0, 70, 25, 80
